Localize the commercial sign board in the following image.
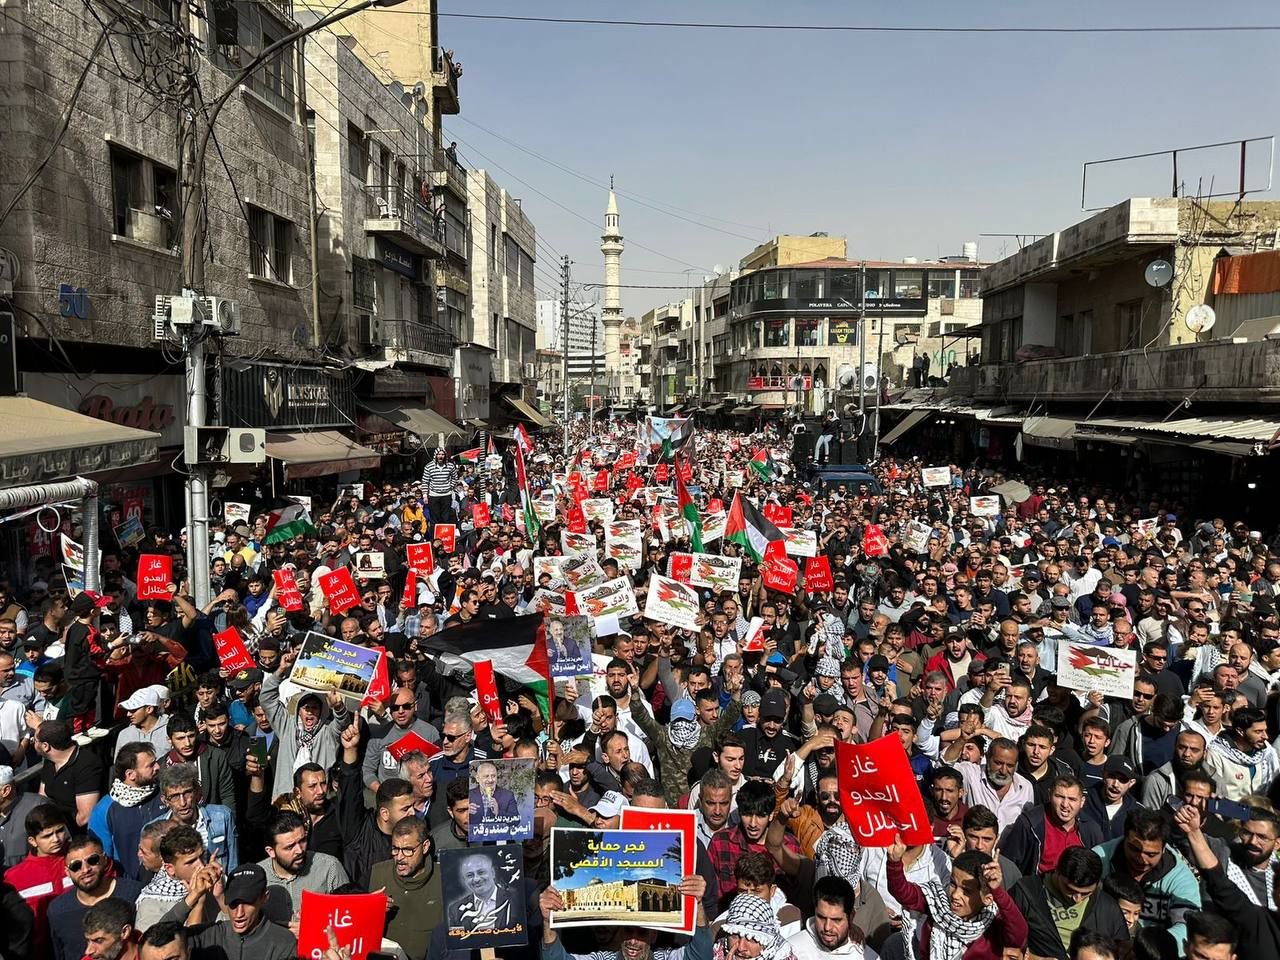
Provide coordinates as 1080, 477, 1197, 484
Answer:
376, 239, 420, 281
222, 362, 356, 430
23, 373, 186, 447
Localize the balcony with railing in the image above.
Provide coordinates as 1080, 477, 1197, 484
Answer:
431, 47, 461, 115
379, 318, 455, 366
364, 185, 444, 257
430, 148, 467, 200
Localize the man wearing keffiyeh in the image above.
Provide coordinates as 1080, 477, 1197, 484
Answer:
886, 832, 1027, 960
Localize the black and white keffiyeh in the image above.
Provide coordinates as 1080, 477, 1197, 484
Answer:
814, 818, 863, 881
668, 717, 700, 751
901, 879, 997, 960
716, 894, 795, 960
1225, 858, 1279, 908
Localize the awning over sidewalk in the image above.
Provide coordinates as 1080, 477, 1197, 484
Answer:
501, 395, 554, 429
880, 410, 933, 446
0, 397, 160, 485
266, 431, 381, 480
731, 404, 759, 415
362, 401, 464, 439
1021, 416, 1078, 451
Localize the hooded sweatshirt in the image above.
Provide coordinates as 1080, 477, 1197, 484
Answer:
259, 672, 351, 798
1094, 837, 1201, 948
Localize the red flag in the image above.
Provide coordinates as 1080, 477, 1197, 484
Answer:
406, 542, 435, 574
473, 660, 504, 726
435, 524, 457, 553
471, 503, 492, 528
136, 554, 172, 601
213, 627, 255, 673
361, 646, 390, 708
804, 555, 835, 593
835, 736, 933, 846
318, 568, 361, 615
272, 569, 304, 612
297, 891, 385, 960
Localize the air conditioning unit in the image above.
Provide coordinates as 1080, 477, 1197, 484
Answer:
184, 426, 265, 465
225, 428, 266, 463
523, 362, 537, 379
861, 363, 879, 391
200, 297, 242, 335
359, 315, 384, 346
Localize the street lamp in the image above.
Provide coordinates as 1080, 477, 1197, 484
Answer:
178, 0, 408, 606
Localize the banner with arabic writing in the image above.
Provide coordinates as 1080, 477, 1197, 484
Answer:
834, 735, 933, 847
440, 844, 528, 949
549, 828, 685, 930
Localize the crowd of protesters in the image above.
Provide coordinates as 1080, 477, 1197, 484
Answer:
0, 414, 1274, 960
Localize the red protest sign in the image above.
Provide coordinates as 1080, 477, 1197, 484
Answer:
361, 646, 390, 708
473, 660, 504, 725
761, 555, 799, 593
863, 523, 889, 557
564, 591, 580, 616
567, 471, 585, 494
272, 569, 304, 612
406, 542, 434, 575
740, 616, 766, 652
619, 807, 697, 934
804, 555, 834, 593
136, 554, 172, 601
763, 539, 788, 565
502, 503, 515, 522
471, 503, 491, 528
654, 463, 669, 483
297, 890, 386, 960
669, 553, 693, 583
386, 729, 440, 761
594, 469, 609, 492
565, 502, 586, 534
401, 571, 418, 610
435, 524, 457, 553
835, 735, 933, 847
213, 627, 255, 673
707, 498, 724, 514
764, 504, 792, 527
318, 568, 360, 615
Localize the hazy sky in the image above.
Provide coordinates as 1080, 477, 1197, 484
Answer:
434, 1, 1280, 313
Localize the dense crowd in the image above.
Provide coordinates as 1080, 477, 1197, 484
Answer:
0, 416, 1276, 960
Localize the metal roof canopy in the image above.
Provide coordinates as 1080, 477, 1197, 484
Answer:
362, 401, 465, 439
880, 409, 934, 446
1081, 414, 1280, 444
1021, 416, 1078, 451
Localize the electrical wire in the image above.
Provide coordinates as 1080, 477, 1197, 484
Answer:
435, 12, 1280, 34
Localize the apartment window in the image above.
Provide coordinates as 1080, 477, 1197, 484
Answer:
894, 270, 923, 299
927, 273, 956, 299
211, 0, 295, 115
796, 318, 820, 347
352, 257, 376, 311
109, 145, 176, 247
519, 250, 534, 291
762, 271, 780, 300
794, 271, 822, 300
347, 123, 366, 179
830, 269, 858, 303
504, 235, 519, 281
488, 224, 497, 263
1116, 299, 1143, 350
248, 205, 292, 282
959, 270, 982, 298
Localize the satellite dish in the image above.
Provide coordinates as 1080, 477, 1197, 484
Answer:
861, 363, 879, 391
1185, 304, 1216, 334
412, 80, 426, 99
1144, 259, 1173, 288
836, 363, 856, 388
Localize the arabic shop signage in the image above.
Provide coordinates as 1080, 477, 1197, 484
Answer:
0, 438, 158, 485
23, 373, 186, 447
222, 362, 356, 429
377, 239, 420, 281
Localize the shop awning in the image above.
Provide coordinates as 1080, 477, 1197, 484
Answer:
731, 404, 759, 416
362, 401, 464, 439
880, 410, 933, 446
1021, 416, 1078, 451
501, 395, 554, 429
266, 431, 381, 480
0, 397, 160, 485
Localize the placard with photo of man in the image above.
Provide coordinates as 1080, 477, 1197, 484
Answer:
441, 844, 527, 950
468, 757, 535, 842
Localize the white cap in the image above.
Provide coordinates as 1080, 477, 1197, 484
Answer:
591, 790, 627, 819
147, 684, 171, 702
0, 766, 14, 786
120, 688, 161, 710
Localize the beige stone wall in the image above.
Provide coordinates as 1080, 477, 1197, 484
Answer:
739, 234, 847, 271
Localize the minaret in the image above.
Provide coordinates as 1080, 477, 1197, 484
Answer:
601, 184, 624, 376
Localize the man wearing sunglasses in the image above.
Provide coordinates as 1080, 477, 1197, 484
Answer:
48, 835, 143, 960
363, 688, 441, 792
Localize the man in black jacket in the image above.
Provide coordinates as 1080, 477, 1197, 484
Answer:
337, 722, 417, 888
1011, 847, 1131, 960
1002, 775, 1106, 878
1082, 757, 1142, 841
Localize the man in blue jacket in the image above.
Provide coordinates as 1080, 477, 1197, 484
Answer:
145, 762, 237, 871
1094, 808, 1200, 949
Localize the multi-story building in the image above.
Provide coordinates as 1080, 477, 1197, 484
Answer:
640, 301, 693, 410
536, 299, 605, 388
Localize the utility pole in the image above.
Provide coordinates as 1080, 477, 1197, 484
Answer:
873, 300, 886, 462
560, 254, 571, 456
857, 262, 867, 422
589, 311, 597, 437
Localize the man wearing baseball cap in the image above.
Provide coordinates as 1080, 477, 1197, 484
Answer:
186, 864, 296, 960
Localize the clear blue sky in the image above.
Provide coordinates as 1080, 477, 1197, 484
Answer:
437, 1, 1280, 312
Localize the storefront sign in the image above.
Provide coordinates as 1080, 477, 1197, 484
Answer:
222, 362, 355, 430
0, 438, 159, 485
376, 239, 420, 281
23, 373, 186, 447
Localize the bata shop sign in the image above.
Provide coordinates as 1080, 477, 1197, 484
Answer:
222, 362, 356, 429
23, 373, 186, 447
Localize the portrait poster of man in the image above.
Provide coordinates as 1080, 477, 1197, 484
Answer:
468, 757, 535, 842
440, 844, 527, 950
546, 615, 591, 679
549, 828, 685, 930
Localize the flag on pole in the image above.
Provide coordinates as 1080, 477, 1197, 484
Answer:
725, 491, 783, 563
639, 416, 692, 461
456, 447, 482, 464
674, 455, 703, 552
748, 449, 777, 481
514, 440, 540, 540
486, 433, 496, 456
263, 503, 317, 545
514, 423, 534, 457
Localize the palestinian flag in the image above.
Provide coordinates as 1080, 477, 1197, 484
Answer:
457, 447, 482, 464
514, 440, 540, 540
674, 455, 703, 552
486, 434, 496, 456
263, 503, 316, 544
421, 614, 553, 723
725, 491, 783, 562
513, 423, 534, 457
748, 448, 777, 481
639, 416, 692, 461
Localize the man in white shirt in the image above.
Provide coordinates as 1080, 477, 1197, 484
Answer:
956, 738, 1034, 837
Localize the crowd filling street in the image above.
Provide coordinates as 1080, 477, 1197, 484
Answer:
0, 414, 1276, 960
